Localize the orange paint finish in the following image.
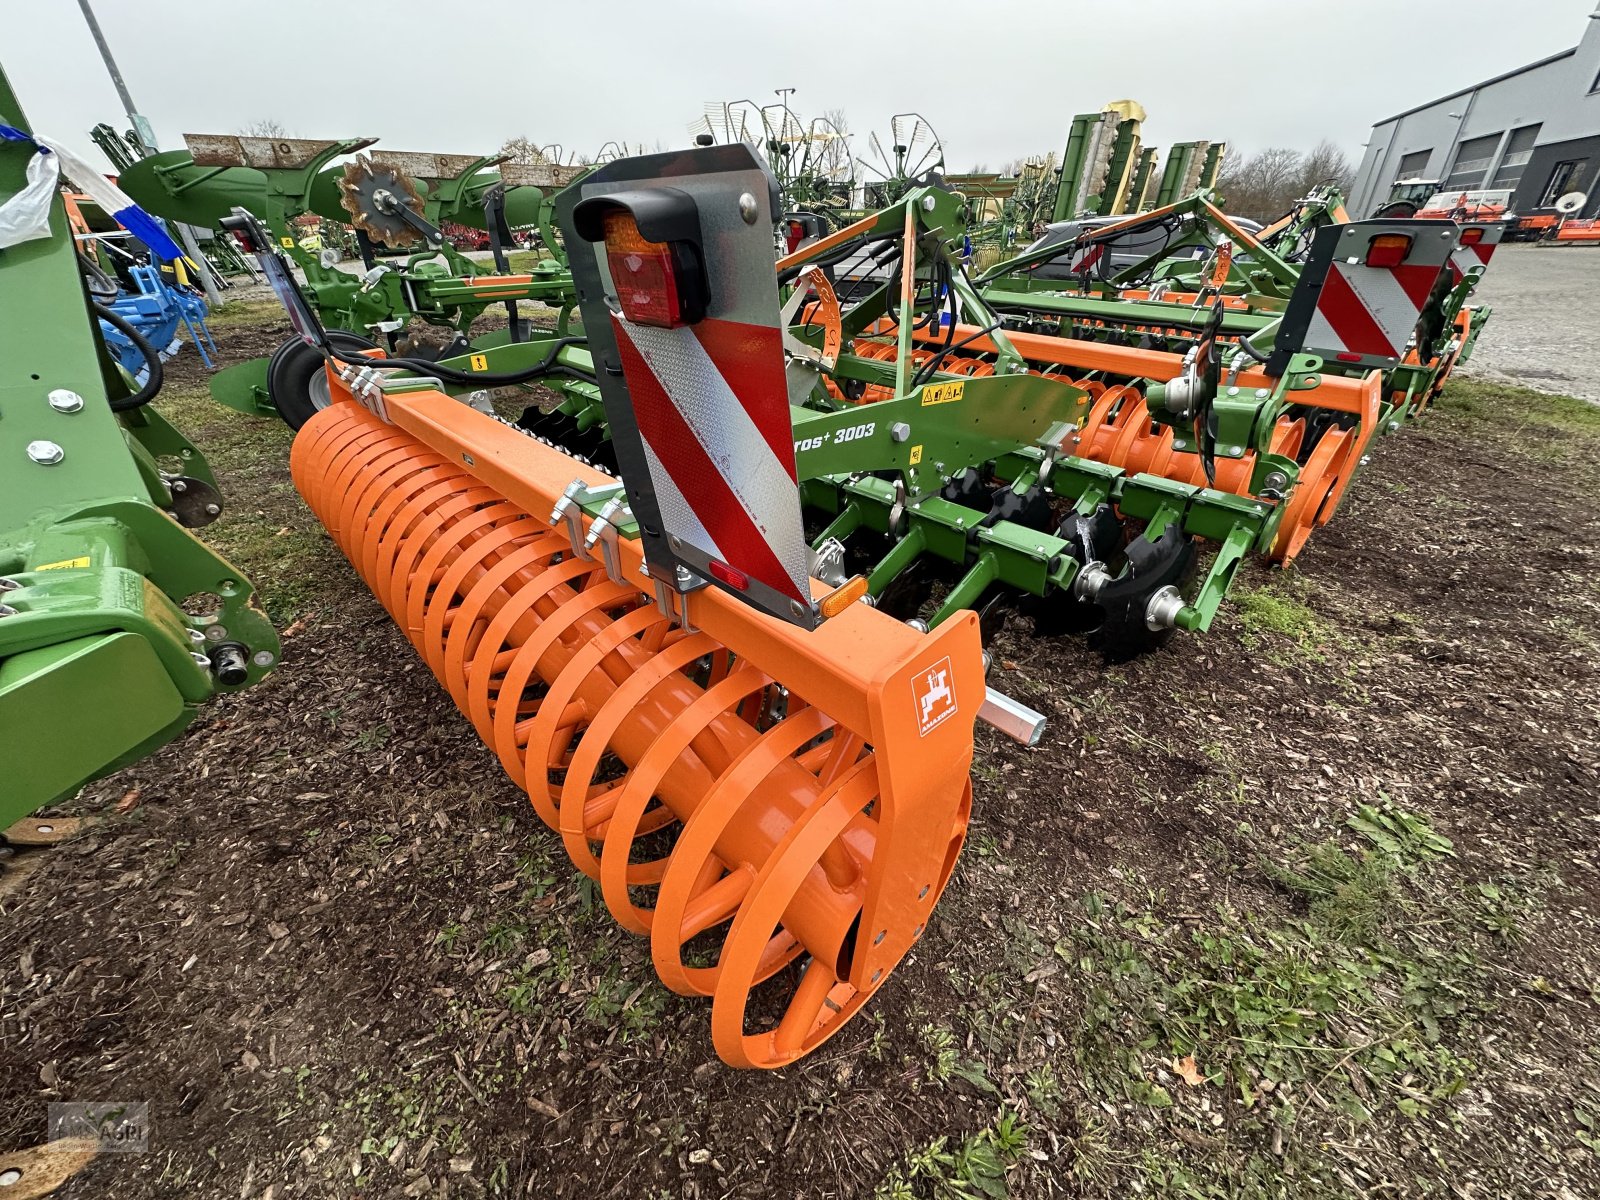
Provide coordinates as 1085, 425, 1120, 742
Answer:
291, 383, 983, 1069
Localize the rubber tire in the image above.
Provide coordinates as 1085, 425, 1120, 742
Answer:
267, 330, 378, 431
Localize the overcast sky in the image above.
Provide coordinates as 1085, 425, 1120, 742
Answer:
8, 0, 1596, 174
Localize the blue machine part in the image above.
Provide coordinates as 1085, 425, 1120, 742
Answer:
98, 264, 217, 382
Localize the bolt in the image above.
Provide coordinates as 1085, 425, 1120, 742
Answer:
47, 388, 84, 413
1255, 388, 1269, 398
1227, 386, 1239, 396
205, 625, 228, 642
921, 195, 936, 211
210, 643, 250, 686
737, 192, 759, 224
204, 503, 221, 516
172, 479, 190, 494
191, 652, 211, 669
26, 440, 64, 465
889, 421, 910, 443
1229, 445, 1243, 456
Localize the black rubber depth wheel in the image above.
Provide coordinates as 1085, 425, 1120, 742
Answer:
267, 330, 378, 430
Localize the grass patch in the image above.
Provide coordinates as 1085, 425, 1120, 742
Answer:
1059, 800, 1537, 1197
1439, 377, 1600, 437
205, 298, 289, 329
1438, 378, 1600, 476
1231, 576, 1342, 664
501, 248, 556, 274
874, 1111, 1029, 1199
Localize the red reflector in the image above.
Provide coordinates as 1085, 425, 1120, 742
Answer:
785, 219, 806, 254
1460, 227, 1484, 245
707, 559, 749, 590
1365, 233, 1411, 268
1336, 352, 1362, 363
603, 211, 685, 328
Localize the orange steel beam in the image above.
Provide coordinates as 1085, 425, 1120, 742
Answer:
899, 321, 1375, 416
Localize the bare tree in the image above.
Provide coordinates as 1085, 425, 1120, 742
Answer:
498, 136, 551, 165
1296, 139, 1355, 195
238, 119, 289, 139
818, 107, 852, 181
1217, 145, 1309, 221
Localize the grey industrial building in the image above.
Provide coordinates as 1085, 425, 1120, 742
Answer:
1349, 6, 1600, 219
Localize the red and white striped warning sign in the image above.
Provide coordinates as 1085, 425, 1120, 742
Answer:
610, 313, 812, 605
1297, 224, 1455, 365
1445, 222, 1504, 285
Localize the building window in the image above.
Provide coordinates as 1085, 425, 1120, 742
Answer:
1396, 149, 1433, 178
1542, 160, 1590, 206
1491, 124, 1541, 188
1446, 133, 1502, 188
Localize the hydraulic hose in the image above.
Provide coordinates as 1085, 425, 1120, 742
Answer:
93, 302, 164, 411
321, 335, 591, 387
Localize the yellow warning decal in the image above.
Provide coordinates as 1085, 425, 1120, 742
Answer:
469, 354, 489, 372
908, 445, 924, 465
920, 380, 965, 406
35, 556, 90, 571
279, 236, 295, 249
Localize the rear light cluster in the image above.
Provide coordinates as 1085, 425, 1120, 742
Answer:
1364, 233, 1412, 268
601, 211, 707, 328
1460, 227, 1485, 246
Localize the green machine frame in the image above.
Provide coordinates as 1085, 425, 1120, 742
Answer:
0, 68, 278, 826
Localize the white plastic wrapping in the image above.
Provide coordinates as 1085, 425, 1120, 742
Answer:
0, 147, 57, 249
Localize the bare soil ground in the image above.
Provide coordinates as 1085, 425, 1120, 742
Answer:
2, 307, 1598, 1200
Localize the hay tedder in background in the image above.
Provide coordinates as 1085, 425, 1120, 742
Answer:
117, 134, 586, 424
0, 69, 278, 843
243, 143, 1056, 1067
